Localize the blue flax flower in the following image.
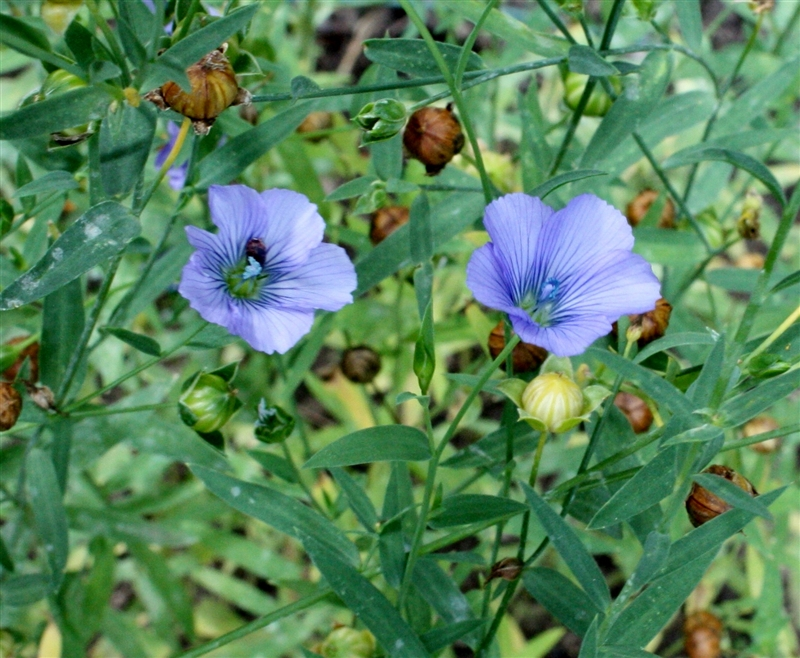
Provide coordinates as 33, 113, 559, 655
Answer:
466, 193, 661, 357
179, 185, 357, 354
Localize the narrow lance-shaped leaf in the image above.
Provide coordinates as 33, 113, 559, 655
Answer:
302, 533, 431, 658
28, 449, 69, 589
522, 482, 611, 611
0, 201, 140, 311
0, 87, 111, 140
363, 38, 484, 76
302, 425, 431, 469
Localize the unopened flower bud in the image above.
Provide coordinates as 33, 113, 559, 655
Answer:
749, 0, 774, 14
631, 0, 657, 21
743, 416, 782, 454
0, 382, 22, 431
736, 191, 762, 240
254, 398, 295, 444
614, 392, 653, 433
316, 626, 376, 658
354, 181, 387, 215
521, 372, 584, 433
564, 73, 619, 117
487, 322, 547, 373
684, 611, 723, 658
486, 557, 523, 584
370, 206, 409, 245
297, 111, 334, 141
144, 44, 251, 135
685, 465, 757, 528
403, 104, 465, 175
354, 99, 407, 145
625, 189, 675, 229
179, 369, 242, 434
1, 336, 39, 383
628, 297, 671, 348
341, 346, 381, 384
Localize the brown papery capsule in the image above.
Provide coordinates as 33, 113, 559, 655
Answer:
0, 382, 22, 431
341, 346, 381, 384
625, 189, 675, 229
628, 297, 672, 348
144, 44, 251, 135
403, 104, 465, 175
488, 321, 548, 374
684, 611, 723, 658
743, 415, 782, 454
613, 392, 653, 434
685, 465, 757, 527
2, 337, 39, 383
370, 206, 409, 245
486, 557, 523, 584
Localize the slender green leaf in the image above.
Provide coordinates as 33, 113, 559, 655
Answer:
325, 176, 377, 202
303, 426, 431, 469
409, 193, 432, 265
587, 348, 694, 415
674, 0, 702, 51
633, 332, 716, 364
718, 369, 800, 427
331, 467, 379, 532
687, 335, 725, 407
141, 5, 259, 90
429, 494, 527, 528
421, 620, 488, 653
13, 171, 79, 197
248, 450, 298, 483
364, 38, 484, 76
0, 201, 140, 310
441, 421, 539, 469
627, 531, 670, 592
771, 270, 800, 294
302, 534, 431, 657
0, 533, 14, 572
414, 558, 475, 626
568, 45, 618, 76
0, 574, 51, 606
522, 483, 611, 611
523, 567, 600, 636
0, 87, 111, 140
101, 327, 162, 357
195, 100, 320, 189
40, 278, 84, 393
660, 425, 723, 447
599, 648, 658, 658
663, 146, 786, 206
0, 14, 83, 76
190, 465, 359, 566
692, 473, 772, 520
99, 103, 157, 197
582, 50, 671, 168
28, 449, 69, 588
588, 447, 679, 529
527, 169, 606, 199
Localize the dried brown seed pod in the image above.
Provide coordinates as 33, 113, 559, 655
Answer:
25, 383, 56, 412
486, 556, 523, 584
370, 206, 409, 245
2, 337, 39, 383
487, 321, 548, 373
684, 611, 723, 658
403, 104, 465, 175
625, 189, 675, 229
144, 44, 251, 135
613, 392, 653, 434
685, 465, 757, 527
297, 111, 334, 141
627, 297, 672, 347
743, 415, 782, 454
0, 382, 22, 431
341, 346, 381, 384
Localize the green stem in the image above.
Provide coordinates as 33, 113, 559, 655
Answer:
535, 0, 577, 43
722, 422, 800, 452
173, 0, 203, 42
281, 441, 327, 516
774, 1, 800, 54
397, 334, 521, 612
454, 0, 498, 89
67, 402, 174, 418
548, 78, 597, 175
528, 430, 550, 487
398, 0, 494, 203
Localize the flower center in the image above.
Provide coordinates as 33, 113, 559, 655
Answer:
224, 238, 269, 299
521, 277, 560, 327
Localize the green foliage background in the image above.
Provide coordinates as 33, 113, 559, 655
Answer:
0, 0, 798, 656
